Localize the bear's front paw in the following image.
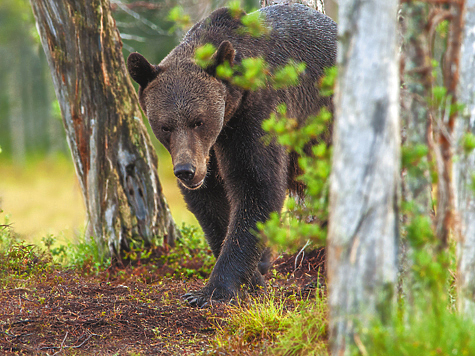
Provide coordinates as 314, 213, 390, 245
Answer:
181, 284, 237, 308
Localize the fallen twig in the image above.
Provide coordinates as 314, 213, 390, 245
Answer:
40, 332, 98, 354
294, 240, 311, 271
49, 331, 68, 356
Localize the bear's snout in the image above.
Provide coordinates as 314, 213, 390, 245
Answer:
174, 163, 196, 181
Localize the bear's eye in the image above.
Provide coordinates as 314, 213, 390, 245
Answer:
193, 121, 204, 129
161, 126, 171, 133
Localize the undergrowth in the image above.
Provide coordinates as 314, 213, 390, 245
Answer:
0, 213, 53, 287
358, 300, 475, 356
0, 211, 214, 284
209, 284, 328, 356
157, 224, 215, 279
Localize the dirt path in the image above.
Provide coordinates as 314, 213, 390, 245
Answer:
0, 248, 325, 355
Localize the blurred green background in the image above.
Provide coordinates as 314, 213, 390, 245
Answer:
0, 0, 337, 245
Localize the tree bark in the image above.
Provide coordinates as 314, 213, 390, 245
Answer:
456, 0, 475, 317
435, 0, 465, 248
30, 0, 179, 261
327, 0, 400, 354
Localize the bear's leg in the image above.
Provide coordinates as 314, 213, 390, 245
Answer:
179, 151, 229, 259
180, 151, 269, 303
183, 137, 287, 307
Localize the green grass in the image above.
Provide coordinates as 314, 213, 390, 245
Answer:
209, 284, 328, 356
0, 211, 213, 281
0, 216, 53, 288
356, 298, 475, 356
272, 293, 328, 355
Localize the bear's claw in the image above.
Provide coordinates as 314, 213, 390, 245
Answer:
181, 285, 235, 308
181, 292, 216, 308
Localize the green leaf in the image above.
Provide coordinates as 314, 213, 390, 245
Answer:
272, 61, 306, 90
240, 12, 269, 37
194, 44, 216, 69
228, 0, 244, 18
431, 86, 447, 107
167, 6, 192, 32
216, 61, 234, 80
232, 57, 268, 90
401, 144, 428, 168
319, 66, 337, 97
462, 132, 475, 154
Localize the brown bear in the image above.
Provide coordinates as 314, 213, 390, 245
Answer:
127, 4, 336, 307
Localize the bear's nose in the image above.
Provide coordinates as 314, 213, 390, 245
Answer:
174, 163, 196, 181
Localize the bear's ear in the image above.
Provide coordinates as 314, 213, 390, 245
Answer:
127, 52, 161, 88
206, 40, 235, 76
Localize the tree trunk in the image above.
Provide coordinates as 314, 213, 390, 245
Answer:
456, 0, 475, 317
435, 0, 464, 248
327, 0, 400, 354
30, 0, 179, 261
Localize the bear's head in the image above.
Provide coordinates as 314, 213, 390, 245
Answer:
127, 41, 242, 190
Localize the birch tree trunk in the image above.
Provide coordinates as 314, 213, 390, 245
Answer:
456, 0, 475, 317
30, 0, 179, 261
327, 0, 400, 353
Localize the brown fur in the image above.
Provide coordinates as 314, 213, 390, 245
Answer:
127, 4, 336, 307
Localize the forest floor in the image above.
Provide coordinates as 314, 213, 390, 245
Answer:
0, 243, 326, 355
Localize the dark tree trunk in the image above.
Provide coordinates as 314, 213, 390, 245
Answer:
30, 0, 179, 261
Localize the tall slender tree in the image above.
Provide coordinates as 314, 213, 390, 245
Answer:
30, 0, 179, 261
327, 0, 400, 353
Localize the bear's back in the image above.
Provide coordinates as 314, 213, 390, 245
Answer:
160, 4, 336, 123
259, 4, 336, 70
178, 4, 336, 75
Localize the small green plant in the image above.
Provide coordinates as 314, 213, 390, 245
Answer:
239, 11, 270, 37
210, 284, 328, 355
258, 68, 335, 250
228, 0, 245, 18
232, 57, 269, 90
462, 132, 475, 154
272, 295, 328, 356
211, 289, 292, 353
159, 224, 215, 278
0, 216, 53, 286
194, 43, 217, 68
167, 6, 192, 32
49, 234, 111, 274
357, 295, 475, 356
273, 61, 306, 90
